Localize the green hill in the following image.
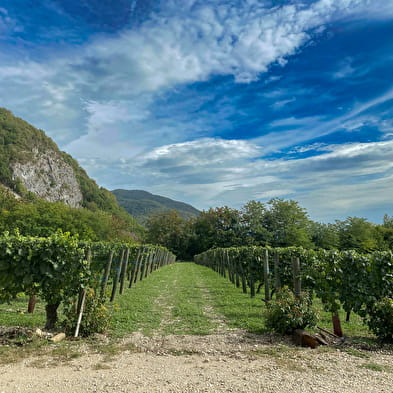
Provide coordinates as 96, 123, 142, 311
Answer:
112, 189, 200, 223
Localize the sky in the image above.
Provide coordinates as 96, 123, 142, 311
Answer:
1, 0, 393, 223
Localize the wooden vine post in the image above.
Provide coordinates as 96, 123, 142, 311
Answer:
264, 249, 270, 301
140, 248, 151, 280
110, 248, 125, 302
100, 249, 114, 298
274, 251, 281, 291
74, 290, 86, 338
249, 256, 256, 298
27, 294, 37, 314
235, 258, 240, 288
129, 248, 142, 288
292, 257, 301, 297
332, 312, 343, 337
145, 249, 154, 278
119, 248, 130, 295
134, 247, 145, 283
241, 263, 247, 294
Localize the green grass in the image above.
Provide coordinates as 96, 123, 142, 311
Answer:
0, 262, 378, 341
192, 265, 268, 334
0, 295, 45, 327
310, 297, 371, 338
110, 263, 215, 336
0, 262, 390, 366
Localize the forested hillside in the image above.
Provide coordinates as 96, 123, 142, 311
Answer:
112, 189, 200, 223
0, 108, 144, 240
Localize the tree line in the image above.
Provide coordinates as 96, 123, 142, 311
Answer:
145, 199, 393, 259
0, 187, 144, 242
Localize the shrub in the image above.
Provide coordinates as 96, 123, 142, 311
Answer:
61, 290, 111, 337
365, 298, 393, 343
264, 286, 318, 334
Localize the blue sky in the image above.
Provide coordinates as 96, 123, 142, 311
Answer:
1, 0, 393, 223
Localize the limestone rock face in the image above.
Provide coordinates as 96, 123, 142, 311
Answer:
11, 149, 83, 208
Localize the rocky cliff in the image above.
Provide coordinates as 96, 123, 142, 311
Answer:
0, 108, 136, 221
10, 148, 83, 207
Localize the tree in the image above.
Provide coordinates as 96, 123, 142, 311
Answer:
240, 200, 271, 246
145, 210, 189, 258
310, 222, 340, 249
264, 198, 313, 248
336, 217, 382, 252
383, 214, 393, 228
192, 207, 243, 254
0, 197, 133, 241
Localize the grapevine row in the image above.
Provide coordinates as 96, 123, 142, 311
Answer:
0, 231, 176, 332
194, 246, 393, 340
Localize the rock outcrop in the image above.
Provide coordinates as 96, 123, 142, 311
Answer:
11, 148, 83, 207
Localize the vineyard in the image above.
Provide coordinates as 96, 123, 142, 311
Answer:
1, 240, 393, 392
0, 231, 175, 336
1, 232, 393, 342
195, 246, 393, 342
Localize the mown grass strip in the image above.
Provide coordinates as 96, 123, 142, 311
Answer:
191, 264, 267, 334
110, 263, 216, 336
160, 263, 215, 335
0, 262, 372, 339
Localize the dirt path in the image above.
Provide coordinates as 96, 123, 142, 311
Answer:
1, 331, 393, 393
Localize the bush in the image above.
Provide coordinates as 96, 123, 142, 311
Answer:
264, 286, 318, 334
365, 298, 393, 343
61, 290, 111, 337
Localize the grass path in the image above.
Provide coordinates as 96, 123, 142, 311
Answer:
0, 262, 370, 339
111, 262, 265, 336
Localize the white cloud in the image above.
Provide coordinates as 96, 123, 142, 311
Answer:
2, 0, 380, 97
142, 138, 260, 166
253, 189, 294, 199
254, 86, 393, 153
289, 143, 329, 154
1, 0, 388, 152
332, 57, 355, 79
271, 97, 296, 109
269, 116, 322, 128
93, 138, 393, 216
1, 0, 393, 220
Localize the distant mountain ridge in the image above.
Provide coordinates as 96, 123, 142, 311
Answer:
112, 189, 200, 223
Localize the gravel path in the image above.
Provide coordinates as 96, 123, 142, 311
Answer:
1, 331, 392, 393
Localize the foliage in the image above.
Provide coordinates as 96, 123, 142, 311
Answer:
0, 108, 144, 239
190, 206, 244, 254
0, 234, 175, 332
145, 210, 191, 259
143, 194, 393, 258
335, 217, 384, 252
61, 289, 111, 337
264, 287, 318, 334
0, 195, 136, 242
0, 231, 89, 305
264, 199, 313, 248
240, 200, 271, 246
310, 222, 340, 249
365, 298, 393, 343
113, 189, 200, 224
195, 246, 393, 340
